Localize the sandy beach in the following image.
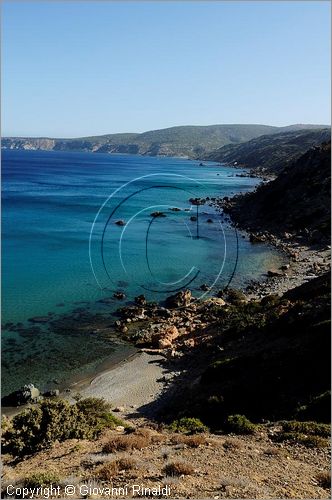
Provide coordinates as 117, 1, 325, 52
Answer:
78, 352, 169, 418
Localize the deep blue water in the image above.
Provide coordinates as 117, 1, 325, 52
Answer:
2, 150, 285, 395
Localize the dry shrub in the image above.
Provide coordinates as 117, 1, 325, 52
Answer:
96, 461, 119, 480
116, 457, 137, 471
164, 461, 195, 477
263, 446, 282, 457
96, 457, 137, 480
171, 434, 207, 448
223, 438, 242, 450
316, 471, 331, 489
102, 434, 149, 453
134, 427, 152, 438
134, 427, 165, 444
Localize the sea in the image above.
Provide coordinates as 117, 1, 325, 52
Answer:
2, 149, 286, 396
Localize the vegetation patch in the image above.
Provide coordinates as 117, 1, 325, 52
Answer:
24, 472, 61, 488
276, 432, 329, 448
316, 471, 331, 489
224, 414, 256, 434
102, 434, 150, 453
171, 434, 208, 448
163, 461, 195, 477
2, 397, 122, 457
281, 420, 330, 438
168, 417, 208, 434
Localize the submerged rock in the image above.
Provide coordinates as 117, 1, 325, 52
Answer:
150, 211, 166, 217
113, 291, 126, 300
115, 220, 126, 226
28, 316, 50, 323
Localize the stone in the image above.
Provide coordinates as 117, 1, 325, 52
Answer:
113, 406, 125, 412
267, 269, 284, 277
190, 216, 197, 222
115, 220, 126, 226
113, 291, 126, 300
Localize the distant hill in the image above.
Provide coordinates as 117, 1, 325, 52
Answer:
2, 123, 329, 159
223, 141, 331, 244
204, 128, 331, 174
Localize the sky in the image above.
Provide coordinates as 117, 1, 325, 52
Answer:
2, 1, 331, 137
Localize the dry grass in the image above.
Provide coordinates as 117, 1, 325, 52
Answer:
223, 438, 243, 450
171, 434, 208, 448
316, 471, 331, 489
102, 434, 150, 453
163, 461, 195, 477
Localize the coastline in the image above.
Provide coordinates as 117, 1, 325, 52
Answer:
3, 165, 329, 421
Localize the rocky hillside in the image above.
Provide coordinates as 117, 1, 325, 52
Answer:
222, 141, 331, 244
204, 128, 331, 174
2, 123, 329, 159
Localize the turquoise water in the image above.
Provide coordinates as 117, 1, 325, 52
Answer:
2, 150, 285, 395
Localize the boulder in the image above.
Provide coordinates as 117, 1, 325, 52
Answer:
2, 383, 41, 406
205, 297, 226, 307
115, 220, 126, 226
165, 289, 192, 308
134, 294, 146, 306
43, 389, 60, 398
155, 325, 179, 349
113, 291, 126, 300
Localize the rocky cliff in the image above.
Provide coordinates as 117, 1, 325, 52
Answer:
223, 141, 331, 244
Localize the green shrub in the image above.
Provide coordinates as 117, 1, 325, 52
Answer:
2, 397, 122, 457
24, 472, 60, 488
225, 414, 256, 434
281, 420, 330, 438
296, 392, 331, 423
168, 417, 208, 434
277, 432, 329, 448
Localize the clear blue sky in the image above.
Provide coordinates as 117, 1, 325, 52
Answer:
2, 1, 331, 137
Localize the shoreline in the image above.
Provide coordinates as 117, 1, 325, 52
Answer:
69, 351, 169, 421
